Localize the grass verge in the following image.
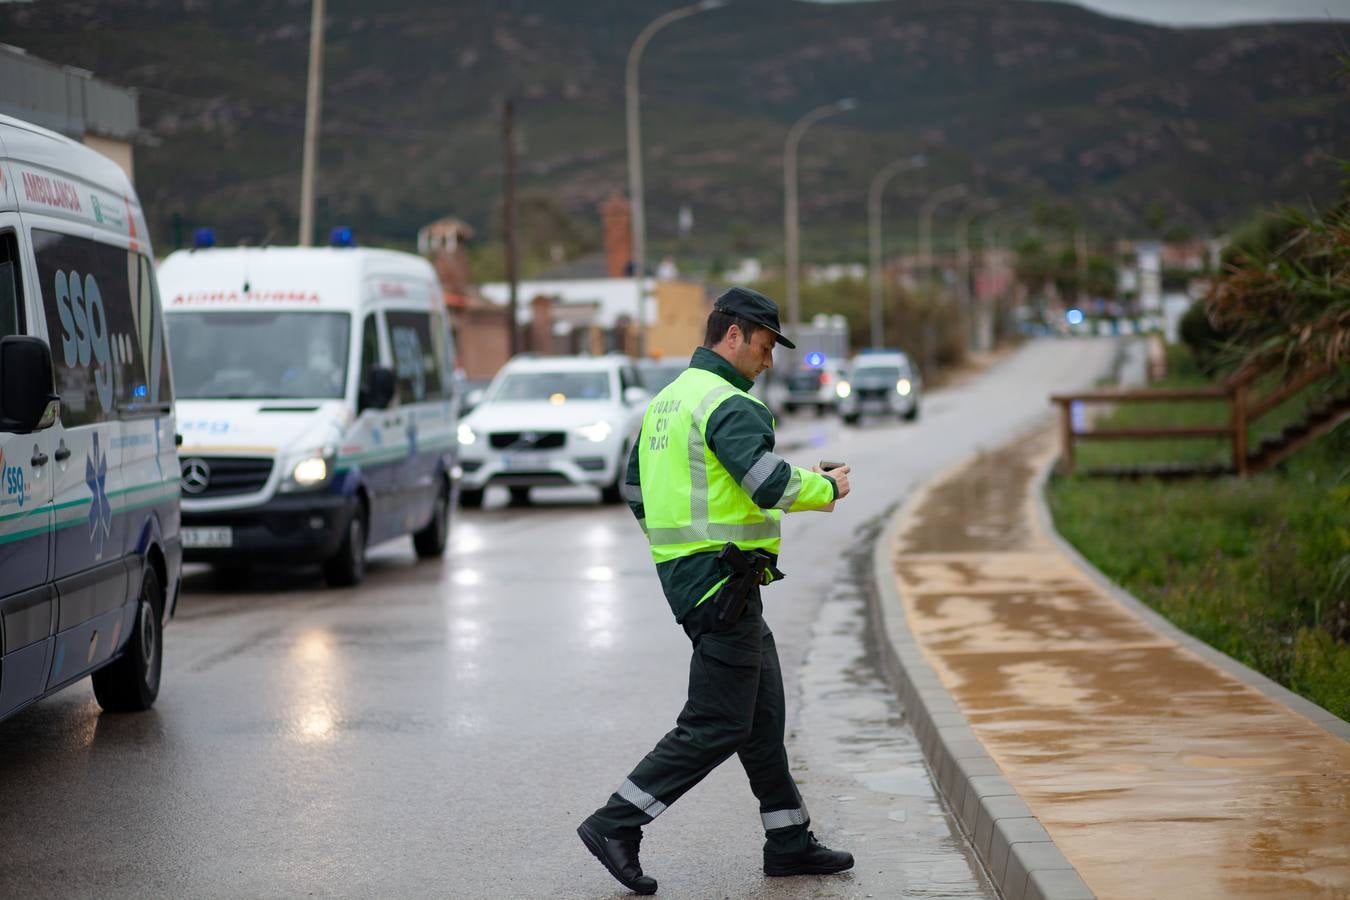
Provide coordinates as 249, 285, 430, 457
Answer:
1046, 345, 1350, 722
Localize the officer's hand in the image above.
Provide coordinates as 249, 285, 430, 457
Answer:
813, 464, 851, 500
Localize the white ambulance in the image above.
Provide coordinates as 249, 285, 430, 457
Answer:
156, 242, 458, 587
0, 114, 181, 721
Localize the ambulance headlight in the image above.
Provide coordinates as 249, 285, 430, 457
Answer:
896, 378, 912, 397
457, 423, 477, 445
575, 420, 613, 443
291, 455, 329, 485
282, 447, 336, 492
835, 380, 852, 399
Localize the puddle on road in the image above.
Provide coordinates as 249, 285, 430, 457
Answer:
791, 521, 994, 897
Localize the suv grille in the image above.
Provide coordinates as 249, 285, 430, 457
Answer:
489, 431, 566, 450
180, 456, 273, 498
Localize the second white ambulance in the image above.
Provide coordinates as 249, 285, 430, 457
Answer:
156, 242, 458, 586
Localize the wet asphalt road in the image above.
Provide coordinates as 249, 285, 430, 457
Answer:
0, 338, 1117, 898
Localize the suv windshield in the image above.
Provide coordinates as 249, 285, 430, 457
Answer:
492, 370, 611, 402
168, 311, 351, 399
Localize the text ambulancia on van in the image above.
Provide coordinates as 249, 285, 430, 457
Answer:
156, 242, 458, 586
0, 115, 181, 723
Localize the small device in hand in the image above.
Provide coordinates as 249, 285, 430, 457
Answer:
819, 460, 846, 472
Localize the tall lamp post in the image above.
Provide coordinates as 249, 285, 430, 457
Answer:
918, 183, 967, 287
956, 199, 998, 352
784, 97, 857, 343
867, 155, 926, 348
626, 0, 725, 354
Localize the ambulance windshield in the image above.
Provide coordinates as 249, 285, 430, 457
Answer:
167, 311, 351, 400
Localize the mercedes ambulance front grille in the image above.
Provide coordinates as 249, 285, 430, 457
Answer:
180, 456, 274, 498
488, 431, 566, 450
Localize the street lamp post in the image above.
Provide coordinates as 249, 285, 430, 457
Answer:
918, 183, 967, 287
625, 0, 725, 355
956, 199, 998, 352
784, 97, 856, 344
867, 155, 926, 348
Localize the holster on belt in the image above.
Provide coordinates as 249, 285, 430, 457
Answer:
712, 542, 785, 625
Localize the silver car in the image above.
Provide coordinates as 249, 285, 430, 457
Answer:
836, 351, 921, 424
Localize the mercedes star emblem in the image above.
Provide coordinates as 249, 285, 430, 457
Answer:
181, 458, 211, 495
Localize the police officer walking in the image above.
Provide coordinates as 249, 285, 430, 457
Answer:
577, 287, 854, 895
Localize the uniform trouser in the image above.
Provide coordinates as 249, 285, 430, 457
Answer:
585, 588, 811, 854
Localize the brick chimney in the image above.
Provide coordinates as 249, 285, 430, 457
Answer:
418, 217, 476, 296
601, 193, 632, 279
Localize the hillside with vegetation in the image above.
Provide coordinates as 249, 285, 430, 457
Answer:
2, 0, 1344, 261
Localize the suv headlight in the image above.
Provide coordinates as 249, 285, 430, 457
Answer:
835, 380, 852, 399
457, 423, 477, 445
575, 420, 613, 443
896, 378, 912, 396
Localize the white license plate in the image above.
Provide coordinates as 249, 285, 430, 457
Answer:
181, 526, 233, 548
502, 454, 550, 470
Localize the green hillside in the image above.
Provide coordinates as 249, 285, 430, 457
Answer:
3, 0, 1343, 261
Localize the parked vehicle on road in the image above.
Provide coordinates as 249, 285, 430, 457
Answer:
785, 360, 847, 415
0, 114, 181, 721
836, 350, 921, 424
158, 242, 458, 587
456, 354, 648, 507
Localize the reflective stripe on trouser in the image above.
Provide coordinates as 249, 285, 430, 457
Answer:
585, 593, 811, 853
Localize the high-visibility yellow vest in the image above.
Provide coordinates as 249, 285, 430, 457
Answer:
638, 367, 824, 567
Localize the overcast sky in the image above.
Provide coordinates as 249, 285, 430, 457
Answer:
1031, 0, 1350, 26
812, 0, 1350, 26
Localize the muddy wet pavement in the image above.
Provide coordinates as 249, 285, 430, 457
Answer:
0, 339, 1116, 897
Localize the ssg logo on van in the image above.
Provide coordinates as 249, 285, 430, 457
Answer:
0, 448, 30, 509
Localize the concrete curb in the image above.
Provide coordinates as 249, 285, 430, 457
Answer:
866, 442, 1097, 900
1030, 453, 1350, 744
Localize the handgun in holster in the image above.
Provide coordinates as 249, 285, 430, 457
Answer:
712, 542, 786, 625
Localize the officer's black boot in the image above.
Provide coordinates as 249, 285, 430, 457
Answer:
577, 820, 658, 895
763, 831, 854, 877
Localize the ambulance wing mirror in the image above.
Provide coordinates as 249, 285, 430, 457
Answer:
358, 366, 397, 413
623, 386, 648, 406
0, 336, 59, 433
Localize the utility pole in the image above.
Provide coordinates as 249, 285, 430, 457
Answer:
298, 0, 325, 247
502, 98, 520, 356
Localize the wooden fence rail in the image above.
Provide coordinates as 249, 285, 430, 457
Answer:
1050, 360, 1343, 478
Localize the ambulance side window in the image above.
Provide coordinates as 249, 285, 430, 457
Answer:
137, 255, 174, 406
359, 313, 379, 376
0, 231, 23, 337
33, 229, 151, 425
386, 310, 442, 403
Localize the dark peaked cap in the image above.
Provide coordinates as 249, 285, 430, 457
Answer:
713, 287, 796, 349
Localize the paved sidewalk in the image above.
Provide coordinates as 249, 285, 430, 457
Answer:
869, 423, 1350, 900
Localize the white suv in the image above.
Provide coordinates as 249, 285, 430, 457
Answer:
456, 355, 648, 507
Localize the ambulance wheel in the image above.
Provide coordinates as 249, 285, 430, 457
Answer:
92, 566, 163, 713
459, 488, 484, 509
843, 413, 860, 426
323, 505, 368, 587
414, 479, 450, 559
903, 402, 920, 422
